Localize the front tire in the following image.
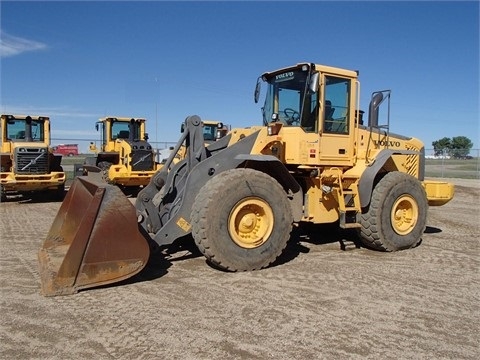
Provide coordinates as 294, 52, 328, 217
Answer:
192, 168, 293, 271
358, 172, 428, 251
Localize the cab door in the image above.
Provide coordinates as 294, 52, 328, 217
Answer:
318, 74, 355, 166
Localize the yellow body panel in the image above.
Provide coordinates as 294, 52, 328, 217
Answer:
107, 165, 159, 187
1, 172, 65, 191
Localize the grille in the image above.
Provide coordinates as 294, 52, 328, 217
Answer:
131, 149, 154, 171
14, 147, 49, 174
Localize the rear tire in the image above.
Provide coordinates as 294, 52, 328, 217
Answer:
192, 168, 293, 271
1, 186, 6, 202
358, 172, 428, 251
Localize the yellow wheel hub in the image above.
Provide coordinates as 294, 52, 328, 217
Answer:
228, 197, 274, 248
391, 194, 418, 235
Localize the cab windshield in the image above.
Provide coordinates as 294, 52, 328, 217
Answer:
262, 69, 317, 131
202, 124, 217, 141
6, 118, 45, 142
110, 120, 142, 141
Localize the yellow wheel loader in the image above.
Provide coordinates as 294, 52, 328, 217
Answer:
80, 117, 161, 195
1, 114, 65, 201
38, 63, 454, 296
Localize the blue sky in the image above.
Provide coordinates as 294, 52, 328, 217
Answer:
1, 1, 479, 153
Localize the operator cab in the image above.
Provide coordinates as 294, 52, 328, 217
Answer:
256, 63, 351, 135
255, 62, 358, 164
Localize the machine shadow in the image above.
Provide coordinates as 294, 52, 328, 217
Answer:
271, 222, 362, 268
424, 225, 442, 234
109, 235, 203, 288
204, 222, 363, 272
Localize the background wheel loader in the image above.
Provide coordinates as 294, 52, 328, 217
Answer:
172, 120, 230, 163
80, 117, 162, 195
1, 114, 65, 201
38, 62, 454, 296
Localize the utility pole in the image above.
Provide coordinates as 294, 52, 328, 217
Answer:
154, 77, 159, 162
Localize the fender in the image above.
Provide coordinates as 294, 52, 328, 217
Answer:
358, 149, 423, 208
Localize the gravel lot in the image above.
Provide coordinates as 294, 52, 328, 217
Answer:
1, 178, 479, 359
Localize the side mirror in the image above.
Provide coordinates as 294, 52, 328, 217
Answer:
309, 72, 319, 93
144, 132, 149, 141
254, 77, 262, 104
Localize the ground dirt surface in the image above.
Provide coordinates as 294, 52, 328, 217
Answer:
1, 178, 479, 360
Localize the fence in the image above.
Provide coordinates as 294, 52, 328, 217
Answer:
424, 149, 479, 179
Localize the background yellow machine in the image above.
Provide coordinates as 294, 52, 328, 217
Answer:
1, 114, 65, 201
82, 116, 161, 194
39, 62, 454, 296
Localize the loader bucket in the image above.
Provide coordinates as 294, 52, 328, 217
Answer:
38, 177, 150, 296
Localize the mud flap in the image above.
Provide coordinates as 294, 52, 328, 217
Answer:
38, 177, 150, 296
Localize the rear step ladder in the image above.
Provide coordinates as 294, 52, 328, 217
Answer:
336, 178, 361, 229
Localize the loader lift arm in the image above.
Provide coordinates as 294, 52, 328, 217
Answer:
135, 115, 261, 246
135, 115, 209, 236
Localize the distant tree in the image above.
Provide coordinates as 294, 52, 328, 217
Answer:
450, 136, 473, 158
432, 137, 451, 156
432, 136, 473, 158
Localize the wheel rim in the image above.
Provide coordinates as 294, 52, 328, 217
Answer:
228, 197, 274, 249
390, 194, 419, 235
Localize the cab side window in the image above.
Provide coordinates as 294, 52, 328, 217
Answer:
324, 76, 350, 134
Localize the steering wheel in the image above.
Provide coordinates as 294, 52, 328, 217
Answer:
283, 108, 300, 125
